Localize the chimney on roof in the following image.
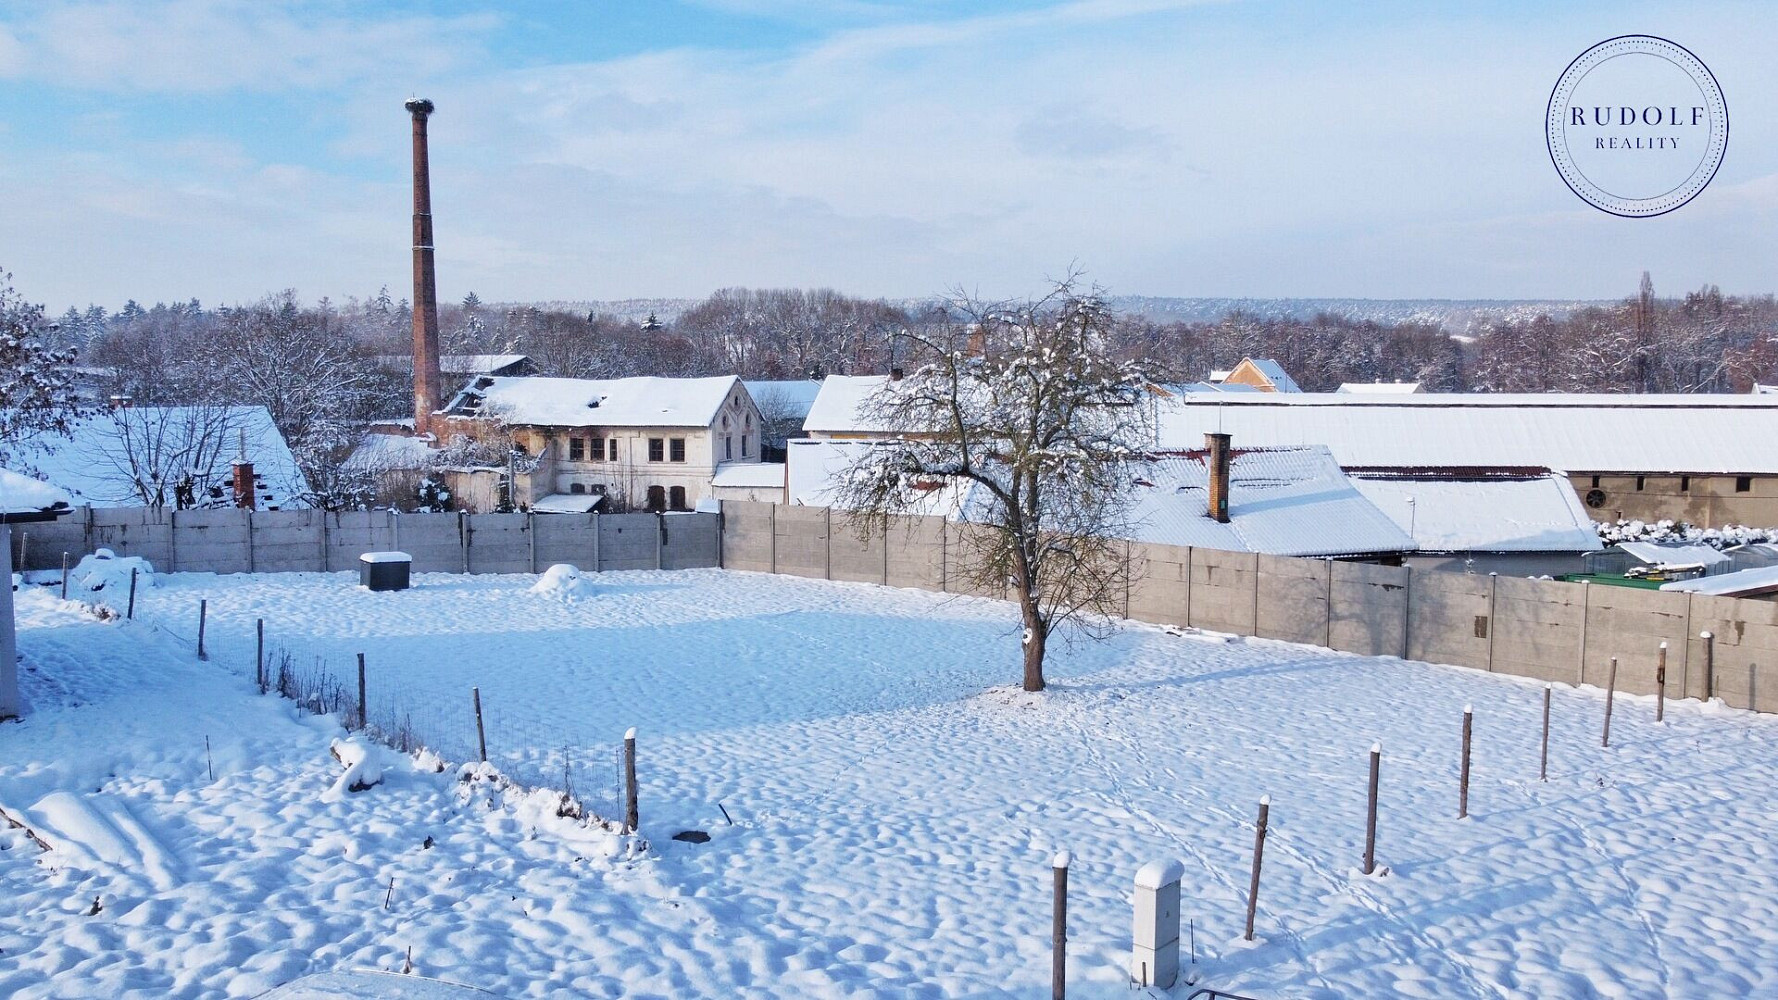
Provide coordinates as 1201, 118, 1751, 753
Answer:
406, 97, 443, 438
231, 461, 256, 511
1205, 432, 1231, 523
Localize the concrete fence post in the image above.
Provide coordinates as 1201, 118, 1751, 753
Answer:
1400, 565, 1412, 660
881, 517, 890, 586
1681, 594, 1695, 697
1324, 558, 1334, 649
1131, 859, 1183, 989
527, 511, 537, 574
1249, 552, 1261, 637
939, 517, 948, 592
768, 503, 778, 575
823, 505, 832, 580
167, 510, 180, 573
654, 513, 663, 571
319, 512, 330, 573
1184, 547, 1195, 628
459, 511, 470, 575
1701, 630, 1716, 700
1577, 580, 1590, 685
591, 512, 601, 572
1486, 573, 1499, 672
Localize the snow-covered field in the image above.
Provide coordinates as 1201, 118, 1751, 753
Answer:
6, 567, 1778, 998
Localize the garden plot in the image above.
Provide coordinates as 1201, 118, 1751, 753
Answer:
5, 567, 1778, 999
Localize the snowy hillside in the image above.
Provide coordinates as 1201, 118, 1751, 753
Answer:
4, 569, 1777, 998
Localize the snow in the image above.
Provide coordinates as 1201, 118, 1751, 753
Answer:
1660, 564, 1778, 596
0, 467, 73, 515
710, 461, 783, 489
1336, 381, 1422, 394
12, 406, 310, 508
67, 548, 155, 599
801, 374, 895, 434
1132, 858, 1184, 890
446, 376, 742, 429
344, 433, 437, 473
1350, 472, 1602, 553
528, 563, 597, 598
8, 568, 1778, 998
258, 969, 506, 998
1156, 393, 1778, 473
359, 552, 413, 564
1611, 541, 1732, 571
529, 493, 603, 514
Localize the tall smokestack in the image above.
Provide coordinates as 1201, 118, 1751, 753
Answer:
406, 97, 443, 436
1205, 432, 1231, 523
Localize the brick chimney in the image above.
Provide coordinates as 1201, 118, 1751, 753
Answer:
232, 461, 256, 510
1205, 432, 1231, 523
406, 97, 444, 438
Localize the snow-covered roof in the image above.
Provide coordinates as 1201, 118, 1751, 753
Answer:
12, 406, 309, 509
1241, 359, 1302, 392
1350, 473, 1602, 553
1612, 541, 1731, 569
803, 374, 893, 434
1338, 381, 1423, 394
1155, 394, 1778, 474
1660, 564, 1778, 596
1156, 382, 1264, 396
712, 462, 784, 489
0, 467, 73, 516
786, 438, 974, 517
344, 432, 436, 473
446, 376, 745, 429
1122, 446, 1411, 556
532, 493, 604, 514
742, 380, 823, 419
378, 354, 531, 375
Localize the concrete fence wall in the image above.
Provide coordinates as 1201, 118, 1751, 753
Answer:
717, 501, 1778, 715
16, 501, 1778, 715
10, 507, 721, 579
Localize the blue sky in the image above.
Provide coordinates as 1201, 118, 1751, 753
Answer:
1, 0, 1774, 310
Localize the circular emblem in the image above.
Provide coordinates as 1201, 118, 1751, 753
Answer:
1546, 35, 1727, 217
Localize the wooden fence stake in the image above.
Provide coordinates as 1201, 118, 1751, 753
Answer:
1701, 630, 1715, 701
1656, 642, 1668, 722
1603, 656, 1618, 747
1458, 705, 1473, 819
256, 618, 265, 694
1363, 743, 1380, 875
127, 567, 138, 619
356, 653, 367, 730
473, 687, 488, 763
623, 727, 639, 834
1539, 684, 1551, 781
1244, 797, 1269, 941
60, 552, 69, 599
197, 599, 208, 660
1052, 850, 1070, 999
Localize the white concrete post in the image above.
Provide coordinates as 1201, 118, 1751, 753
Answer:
1, 525, 19, 720
1131, 858, 1183, 989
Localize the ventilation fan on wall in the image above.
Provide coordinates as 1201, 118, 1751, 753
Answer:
1584, 488, 1608, 509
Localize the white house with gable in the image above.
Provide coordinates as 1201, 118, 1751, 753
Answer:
442, 375, 770, 513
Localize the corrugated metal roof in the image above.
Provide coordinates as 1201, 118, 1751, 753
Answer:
1156, 394, 1778, 474
1661, 564, 1778, 596
1613, 541, 1731, 568
1350, 474, 1602, 553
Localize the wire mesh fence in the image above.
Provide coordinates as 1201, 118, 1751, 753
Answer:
127, 600, 626, 825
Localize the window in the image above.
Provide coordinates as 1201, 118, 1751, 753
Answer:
1738, 476, 1753, 493
648, 438, 664, 462
742, 434, 750, 457
1635, 476, 1645, 492
608, 438, 618, 462
589, 438, 605, 461
1590, 475, 1601, 488
669, 485, 687, 511
568, 438, 585, 461
645, 485, 666, 512
725, 436, 733, 461
569, 483, 586, 495
669, 438, 686, 463
1680, 475, 1691, 492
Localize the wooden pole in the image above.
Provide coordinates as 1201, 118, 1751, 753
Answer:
1701, 630, 1715, 701
60, 552, 69, 600
256, 618, 265, 694
1052, 850, 1070, 1000
197, 599, 208, 660
623, 727, 639, 834
473, 687, 488, 763
1243, 797, 1269, 941
1458, 705, 1473, 819
1603, 656, 1618, 747
356, 653, 367, 730
1363, 743, 1380, 876
1539, 684, 1551, 781
1656, 642, 1668, 722
127, 567, 138, 619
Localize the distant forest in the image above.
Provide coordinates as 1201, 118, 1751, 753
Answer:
16, 272, 1776, 503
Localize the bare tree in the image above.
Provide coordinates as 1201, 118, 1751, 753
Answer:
96, 404, 249, 509
833, 278, 1152, 691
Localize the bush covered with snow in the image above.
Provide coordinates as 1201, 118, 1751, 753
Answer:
1595, 519, 1778, 549
67, 548, 155, 600
529, 563, 597, 599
